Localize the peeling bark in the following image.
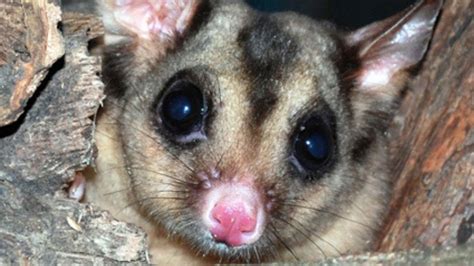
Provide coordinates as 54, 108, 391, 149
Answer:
0, 3, 148, 264
0, 0, 63, 126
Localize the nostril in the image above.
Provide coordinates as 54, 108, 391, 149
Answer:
202, 184, 264, 247
211, 204, 235, 227
239, 216, 256, 233
211, 206, 231, 228
209, 202, 258, 246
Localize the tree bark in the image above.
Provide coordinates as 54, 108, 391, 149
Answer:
0, 0, 472, 264
0, 0, 63, 126
0, 2, 148, 264
376, 0, 473, 251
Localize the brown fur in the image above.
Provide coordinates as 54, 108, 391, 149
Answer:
86, 0, 441, 263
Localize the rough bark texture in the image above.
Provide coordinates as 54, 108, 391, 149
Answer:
0, 0, 472, 264
0, 2, 148, 264
377, 0, 473, 251
0, 0, 63, 126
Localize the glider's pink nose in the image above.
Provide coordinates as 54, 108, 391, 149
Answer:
210, 201, 258, 247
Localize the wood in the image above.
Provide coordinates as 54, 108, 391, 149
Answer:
0, 5, 148, 264
0, 0, 63, 126
377, 0, 473, 251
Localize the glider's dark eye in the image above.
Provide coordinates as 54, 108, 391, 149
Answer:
292, 116, 335, 177
158, 80, 207, 141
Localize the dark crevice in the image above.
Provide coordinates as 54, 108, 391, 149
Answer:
0, 56, 66, 138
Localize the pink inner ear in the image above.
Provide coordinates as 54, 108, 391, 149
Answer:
347, 0, 442, 90
113, 0, 198, 41
358, 55, 406, 88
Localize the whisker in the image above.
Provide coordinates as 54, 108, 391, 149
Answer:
103, 185, 134, 196
277, 210, 342, 257
273, 211, 327, 259
262, 231, 282, 261
99, 178, 188, 198
268, 223, 299, 262
126, 165, 198, 186
96, 163, 195, 187
96, 104, 199, 176
253, 246, 261, 264
283, 202, 375, 231
119, 195, 188, 214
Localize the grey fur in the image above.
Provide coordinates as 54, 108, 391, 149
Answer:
88, 0, 441, 263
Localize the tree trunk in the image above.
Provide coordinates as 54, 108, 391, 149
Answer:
376, 0, 473, 251
0, 1, 147, 264
0, 0, 472, 264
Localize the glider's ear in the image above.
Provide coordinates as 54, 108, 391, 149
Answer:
98, 0, 202, 64
344, 0, 442, 121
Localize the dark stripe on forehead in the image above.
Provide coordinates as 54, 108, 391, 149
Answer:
182, 0, 212, 40
332, 38, 361, 114
237, 14, 297, 127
